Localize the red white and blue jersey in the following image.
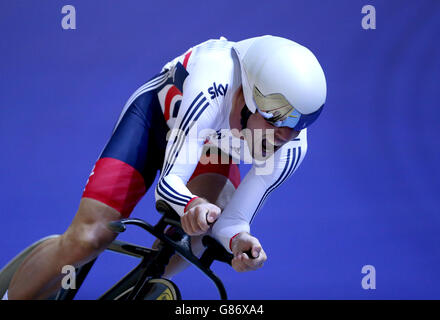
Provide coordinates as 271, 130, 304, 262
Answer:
153, 37, 308, 251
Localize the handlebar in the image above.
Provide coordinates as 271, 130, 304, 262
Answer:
155, 200, 256, 259
156, 200, 244, 263
107, 200, 258, 299
107, 200, 234, 299
108, 201, 257, 261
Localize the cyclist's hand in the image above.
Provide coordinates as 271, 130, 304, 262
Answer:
181, 198, 221, 236
230, 232, 267, 272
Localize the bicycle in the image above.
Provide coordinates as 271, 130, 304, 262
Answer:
0, 200, 245, 300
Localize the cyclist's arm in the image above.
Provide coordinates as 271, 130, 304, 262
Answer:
155, 74, 223, 217
154, 102, 219, 217
211, 140, 308, 252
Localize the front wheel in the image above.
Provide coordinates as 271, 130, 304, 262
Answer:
113, 278, 181, 300
143, 278, 181, 300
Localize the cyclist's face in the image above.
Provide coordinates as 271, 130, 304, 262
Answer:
245, 111, 300, 159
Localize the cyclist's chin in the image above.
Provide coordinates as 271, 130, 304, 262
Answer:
246, 138, 277, 161
252, 152, 271, 161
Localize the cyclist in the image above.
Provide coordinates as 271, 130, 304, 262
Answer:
5, 35, 326, 300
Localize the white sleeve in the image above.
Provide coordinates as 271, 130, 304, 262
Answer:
211, 138, 308, 252
155, 73, 221, 217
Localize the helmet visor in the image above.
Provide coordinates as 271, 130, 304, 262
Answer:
253, 85, 323, 130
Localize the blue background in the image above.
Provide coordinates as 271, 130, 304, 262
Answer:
1, 0, 439, 299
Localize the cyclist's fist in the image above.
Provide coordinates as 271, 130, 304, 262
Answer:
181, 198, 221, 236
230, 232, 267, 272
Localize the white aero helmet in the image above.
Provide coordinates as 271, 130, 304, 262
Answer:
233, 35, 327, 130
